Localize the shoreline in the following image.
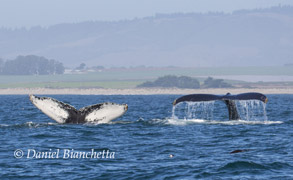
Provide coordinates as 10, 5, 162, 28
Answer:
0, 88, 292, 95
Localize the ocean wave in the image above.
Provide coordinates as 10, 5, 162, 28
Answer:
84, 120, 133, 126
287, 119, 293, 124
218, 161, 292, 171
0, 118, 283, 128
0, 121, 58, 128
219, 161, 267, 170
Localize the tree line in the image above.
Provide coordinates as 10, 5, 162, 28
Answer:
137, 75, 232, 89
0, 55, 65, 75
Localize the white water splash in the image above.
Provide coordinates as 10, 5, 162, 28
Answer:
236, 100, 268, 121
172, 101, 215, 120
165, 118, 282, 126
171, 105, 178, 120
170, 100, 277, 125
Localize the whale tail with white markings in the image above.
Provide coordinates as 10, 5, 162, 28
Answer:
29, 95, 128, 124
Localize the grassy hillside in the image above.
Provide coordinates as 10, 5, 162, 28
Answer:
0, 66, 292, 89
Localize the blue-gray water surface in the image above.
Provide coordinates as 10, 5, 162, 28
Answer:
0, 94, 293, 179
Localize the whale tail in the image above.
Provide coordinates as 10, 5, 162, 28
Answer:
173, 92, 268, 120
30, 95, 128, 124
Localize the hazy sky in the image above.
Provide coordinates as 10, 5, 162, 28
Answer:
1, 0, 293, 28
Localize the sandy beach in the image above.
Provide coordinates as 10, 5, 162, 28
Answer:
0, 88, 292, 95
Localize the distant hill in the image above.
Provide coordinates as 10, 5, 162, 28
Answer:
0, 6, 293, 68
137, 75, 200, 89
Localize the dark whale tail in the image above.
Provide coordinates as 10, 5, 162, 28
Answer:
173, 92, 268, 120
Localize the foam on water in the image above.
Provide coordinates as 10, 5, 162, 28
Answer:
165, 118, 283, 126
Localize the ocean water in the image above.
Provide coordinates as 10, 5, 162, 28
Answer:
0, 94, 292, 179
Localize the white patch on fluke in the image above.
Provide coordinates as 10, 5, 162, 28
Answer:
30, 95, 69, 123
30, 95, 128, 124
84, 103, 127, 124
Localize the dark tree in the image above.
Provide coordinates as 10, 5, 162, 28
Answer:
76, 63, 86, 70
0, 58, 3, 73
202, 77, 232, 88
54, 61, 65, 74
1, 55, 64, 75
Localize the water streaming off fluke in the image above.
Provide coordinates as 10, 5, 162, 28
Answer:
236, 100, 268, 121
172, 100, 268, 121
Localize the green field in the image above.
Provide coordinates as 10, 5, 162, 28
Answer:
0, 66, 292, 88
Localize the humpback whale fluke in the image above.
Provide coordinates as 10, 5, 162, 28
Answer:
29, 95, 128, 124
173, 92, 268, 120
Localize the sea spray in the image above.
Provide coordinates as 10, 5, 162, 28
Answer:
236, 100, 268, 121
172, 101, 215, 120
172, 100, 267, 121
171, 105, 178, 119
